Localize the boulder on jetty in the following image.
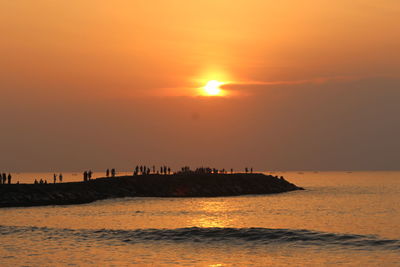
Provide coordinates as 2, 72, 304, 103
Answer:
0, 173, 303, 208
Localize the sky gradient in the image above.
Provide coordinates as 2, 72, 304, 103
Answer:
1, 0, 399, 171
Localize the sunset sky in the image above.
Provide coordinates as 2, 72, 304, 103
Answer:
1, 0, 399, 171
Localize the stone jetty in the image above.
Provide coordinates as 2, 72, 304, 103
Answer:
0, 173, 303, 208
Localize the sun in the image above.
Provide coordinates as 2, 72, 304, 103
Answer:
203, 80, 224, 96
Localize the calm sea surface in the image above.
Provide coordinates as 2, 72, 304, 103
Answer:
0, 171, 399, 266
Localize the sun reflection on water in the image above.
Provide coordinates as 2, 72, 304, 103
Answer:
190, 200, 234, 228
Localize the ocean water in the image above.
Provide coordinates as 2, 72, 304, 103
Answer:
0, 171, 399, 266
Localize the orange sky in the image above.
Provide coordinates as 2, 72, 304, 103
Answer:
1, 1, 399, 171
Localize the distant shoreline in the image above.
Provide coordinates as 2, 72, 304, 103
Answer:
0, 173, 303, 208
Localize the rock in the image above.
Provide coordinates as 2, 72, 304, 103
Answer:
0, 173, 303, 208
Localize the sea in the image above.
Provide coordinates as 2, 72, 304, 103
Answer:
0, 171, 399, 266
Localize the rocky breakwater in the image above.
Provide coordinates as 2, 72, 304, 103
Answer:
0, 173, 303, 208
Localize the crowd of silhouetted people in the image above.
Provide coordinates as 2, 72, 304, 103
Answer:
1, 166, 257, 185
130, 165, 172, 176
0, 173, 12, 184
33, 173, 63, 184
83, 170, 93, 181
105, 168, 116, 177
176, 166, 254, 175
128, 165, 254, 176
54, 173, 63, 183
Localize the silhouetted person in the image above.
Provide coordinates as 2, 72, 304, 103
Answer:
163, 166, 167, 175
250, 168, 253, 174
34, 179, 38, 184
231, 168, 233, 174
83, 171, 87, 181
59, 173, 63, 183
168, 167, 171, 175
106, 169, 110, 177
44, 180, 47, 184
7, 174, 11, 184
2, 173, 6, 184
88, 170, 92, 180
111, 168, 116, 177
53, 173, 57, 184
245, 168, 248, 174
40, 179, 44, 184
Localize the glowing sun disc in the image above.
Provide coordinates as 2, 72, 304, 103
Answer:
203, 80, 223, 96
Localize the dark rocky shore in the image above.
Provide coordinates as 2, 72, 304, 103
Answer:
0, 173, 303, 208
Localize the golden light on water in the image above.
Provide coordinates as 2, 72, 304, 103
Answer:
191, 200, 233, 228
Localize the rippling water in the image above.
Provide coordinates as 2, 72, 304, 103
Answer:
1, 171, 399, 266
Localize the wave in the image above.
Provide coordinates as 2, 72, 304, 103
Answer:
1, 225, 399, 250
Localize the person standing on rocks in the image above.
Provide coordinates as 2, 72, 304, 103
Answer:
59, 173, 63, 183
53, 174, 57, 184
2, 173, 6, 184
106, 169, 110, 177
7, 173, 11, 184
111, 168, 116, 177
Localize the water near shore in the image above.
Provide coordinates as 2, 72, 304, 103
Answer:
1, 171, 399, 266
